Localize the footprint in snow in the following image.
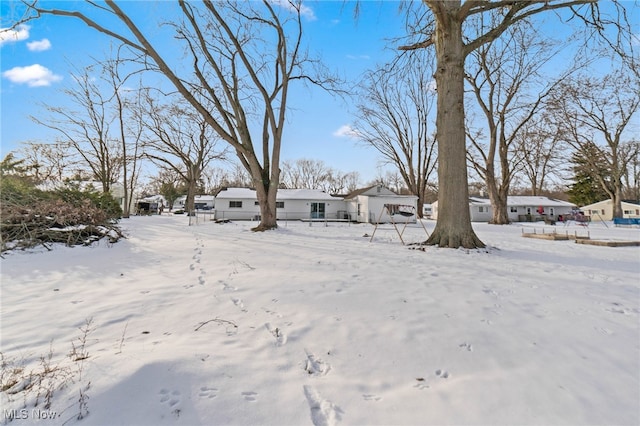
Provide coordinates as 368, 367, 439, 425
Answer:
304, 385, 342, 426
199, 386, 218, 399
304, 349, 330, 376
363, 394, 382, 401
242, 391, 258, 402
459, 342, 473, 352
435, 369, 450, 379
159, 389, 181, 407
265, 323, 287, 346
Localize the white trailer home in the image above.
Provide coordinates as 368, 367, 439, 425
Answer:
344, 185, 418, 224
213, 188, 343, 221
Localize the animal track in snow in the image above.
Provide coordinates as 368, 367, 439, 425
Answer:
304, 349, 331, 376
232, 297, 247, 312
199, 386, 218, 399
459, 342, 473, 352
363, 394, 382, 401
219, 280, 237, 292
159, 389, 181, 407
241, 391, 258, 402
413, 379, 430, 390
435, 369, 450, 379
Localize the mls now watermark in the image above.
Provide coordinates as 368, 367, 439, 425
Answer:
3, 409, 58, 421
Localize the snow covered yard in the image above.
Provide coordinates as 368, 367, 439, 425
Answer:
1, 215, 639, 426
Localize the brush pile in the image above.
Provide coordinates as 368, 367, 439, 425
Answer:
1, 176, 124, 253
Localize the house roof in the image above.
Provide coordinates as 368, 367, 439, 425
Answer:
215, 187, 337, 200
580, 199, 640, 209
343, 185, 412, 199
467, 196, 575, 207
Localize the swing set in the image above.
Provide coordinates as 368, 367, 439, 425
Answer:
369, 204, 430, 245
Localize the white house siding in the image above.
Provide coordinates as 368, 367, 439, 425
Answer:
213, 188, 343, 221
580, 199, 640, 221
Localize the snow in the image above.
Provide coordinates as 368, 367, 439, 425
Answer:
1, 216, 639, 426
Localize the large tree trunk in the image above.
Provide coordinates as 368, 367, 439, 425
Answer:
185, 177, 196, 216
426, 7, 485, 248
253, 179, 278, 231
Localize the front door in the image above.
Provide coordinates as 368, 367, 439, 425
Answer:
311, 202, 325, 219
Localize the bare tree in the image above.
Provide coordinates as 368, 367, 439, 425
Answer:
281, 159, 330, 190
31, 65, 122, 193
18, 0, 334, 231
141, 98, 226, 217
353, 51, 438, 218
550, 71, 640, 218
465, 15, 564, 224
398, 0, 631, 247
281, 158, 360, 194
514, 114, 566, 196
102, 50, 145, 218
17, 141, 76, 184
324, 170, 360, 194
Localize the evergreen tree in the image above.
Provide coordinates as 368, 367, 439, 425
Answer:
567, 143, 610, 206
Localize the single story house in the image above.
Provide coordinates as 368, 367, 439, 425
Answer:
343, 185, 418, 224
580, 199, 640, 221
212, 186, 418, 223
213, 188, 343, 221
173, 195, 215, 211
432, 196, 576, 222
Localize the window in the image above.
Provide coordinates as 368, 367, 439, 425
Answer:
601, 209, 605, 215
479, 206, 485, 213
229, 201, 242, 208
276, 201, 284, 209
510, 207, 518, 213
254, 201, 259, 206
624, 210, 632, 215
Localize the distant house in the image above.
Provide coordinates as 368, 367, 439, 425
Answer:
213, 188, 343, 221
423, 204, 433, 219
173, 195, 215, 211
432, 196, 576, 222
343, 185, 418, 224
580, 199, 640, 221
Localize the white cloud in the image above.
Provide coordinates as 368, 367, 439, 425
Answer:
27, 38, 52, 52
269, 0, 316, 21
0, 25, 30, 46
3, 64, 63, 87
333, 124, 360, 139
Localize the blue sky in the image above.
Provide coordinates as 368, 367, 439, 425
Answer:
1, 1, 638, 185
0, 1, 409, 183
